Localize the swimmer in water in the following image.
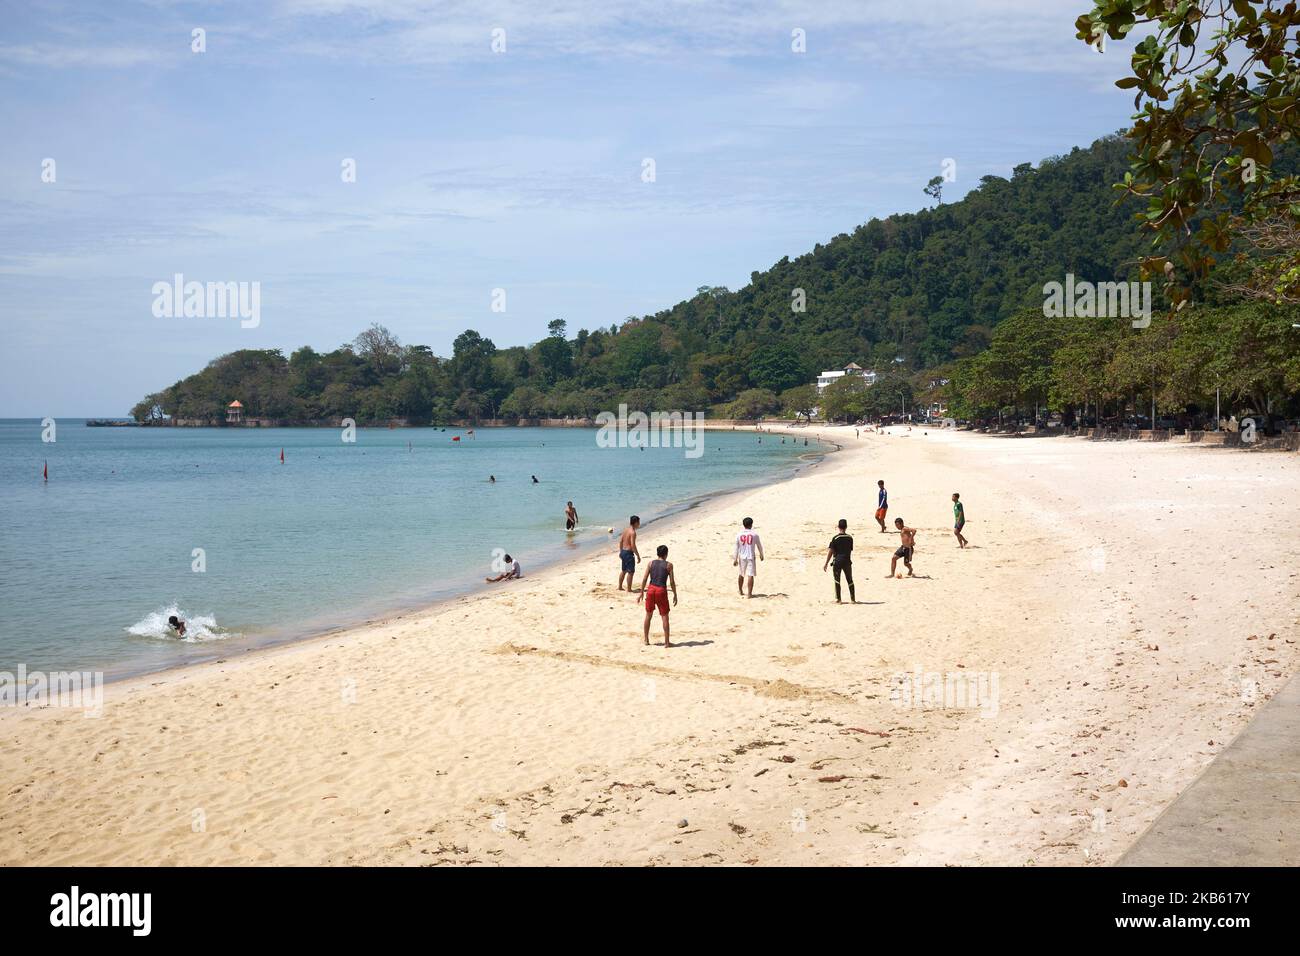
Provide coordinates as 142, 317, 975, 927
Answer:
565, 500, 579, 531
489, 475, 496, 483
531, 475, 539, 484
168, 615, 187, 637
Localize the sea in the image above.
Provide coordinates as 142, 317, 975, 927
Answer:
0, 419, 829, 680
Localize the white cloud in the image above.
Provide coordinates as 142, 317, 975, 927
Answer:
0, 0, 1133, 78
0, 42, 163, 69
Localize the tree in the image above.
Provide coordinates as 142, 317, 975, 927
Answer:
862, 371, 914, 419
726, 388, 780, 420
924, 175, 944, 205
535, 335, 573, 385
547, 318, 567, 339
781, 384, 819, 422
353, 324, 403, 376
820, 376, 870, 422
500, 385, 547, 419
1077, 0, 1300, 306
607, 323, 667, 385
453, 389, 486, 422
450, 330, 498, 394
130, 393, 168, 422
749, 342, 806, 393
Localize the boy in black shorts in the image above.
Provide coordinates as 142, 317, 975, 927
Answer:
890, 518, 917, 577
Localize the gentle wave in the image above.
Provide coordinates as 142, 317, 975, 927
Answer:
126, 605, 233, 643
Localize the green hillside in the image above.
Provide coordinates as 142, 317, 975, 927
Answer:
134, 132, 1285, 425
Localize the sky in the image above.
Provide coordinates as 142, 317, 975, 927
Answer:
0, 0, 1145, 416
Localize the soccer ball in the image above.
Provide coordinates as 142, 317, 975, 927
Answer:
896, 573, 903, 579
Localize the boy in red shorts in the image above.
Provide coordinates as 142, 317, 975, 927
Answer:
635, 544, 678, 648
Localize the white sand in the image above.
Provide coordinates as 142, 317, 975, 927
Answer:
2, 426, 1297, 866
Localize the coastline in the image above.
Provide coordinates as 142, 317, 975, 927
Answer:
4, 423, 1296, 866
69, 423, 841, 689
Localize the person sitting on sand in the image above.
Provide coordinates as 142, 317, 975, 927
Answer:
733, 516, 764, 598
952, 493, 968, 549
890, 519, 917, 577
168, 615, 186, 637
618, 516, 641, 591
565, 501, 579, 531
875, 480, 889, 533
636, 544, 677, 647
485, 554, 522, 583
823, 519, 856, 604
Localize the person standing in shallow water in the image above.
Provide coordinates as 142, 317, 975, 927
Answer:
823, 519, 856, 604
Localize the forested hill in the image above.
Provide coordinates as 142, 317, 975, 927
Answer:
135, 132, 1155, 424
654, 132, 1148, 371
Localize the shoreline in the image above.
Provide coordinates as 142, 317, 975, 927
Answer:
83, 417, 804, 429
79, 423, 846, 694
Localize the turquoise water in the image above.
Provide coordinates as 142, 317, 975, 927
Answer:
0, 420, 827, 678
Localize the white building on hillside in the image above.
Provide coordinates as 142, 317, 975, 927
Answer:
816, 362, 877, 394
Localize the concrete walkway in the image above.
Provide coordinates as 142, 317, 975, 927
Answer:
1119, 675, 1300, 866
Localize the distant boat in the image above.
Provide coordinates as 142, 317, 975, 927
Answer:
452, 436, 461, 442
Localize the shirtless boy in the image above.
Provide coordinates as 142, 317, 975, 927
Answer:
618, 515, 641, 590
890, 518, 917, 577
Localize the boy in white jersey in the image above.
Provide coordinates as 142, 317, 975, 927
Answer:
733, 516, 765, 598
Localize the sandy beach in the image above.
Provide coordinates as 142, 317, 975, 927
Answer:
3, 425, 1298, 866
